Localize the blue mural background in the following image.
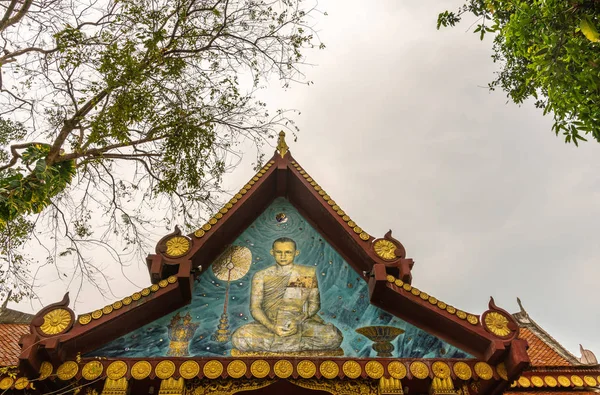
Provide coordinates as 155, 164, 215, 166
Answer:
88, 198, 471, 359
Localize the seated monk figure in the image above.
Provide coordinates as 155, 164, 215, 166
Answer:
231, 237, 343, 353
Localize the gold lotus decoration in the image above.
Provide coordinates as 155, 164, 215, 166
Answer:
484, 312, 512, 337
373, 239, 397, 260
165, 236, 191, 257
40, 308, 71, 335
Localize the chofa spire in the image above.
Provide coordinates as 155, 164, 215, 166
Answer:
276, 131, 289, 158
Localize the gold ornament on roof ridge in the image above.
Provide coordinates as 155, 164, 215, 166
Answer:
518, 376, 531, 387
557, 375, 571, 387
298, 360, 317, 379
274, 360, 293, 378
180, 361, 200, 380
57, 361, 79, 381
388, 361, 407, 379
102, 305, 113, 315
40, 308, 72, 335
467, 314, 479, 325
112, 300, 123, 309
203, 360, 223, 379
584, 376, 597, 387
277, 131, 289, 158
409, 361, 429, 379
484, 311, 511, 337
365, 361, 384, 379
456, 310, 467, 319
544, 376, 557, 387
531, 376, 544, 387
319, 360, 339, 379
78, 314, 92, 325
82, 361, 103, 381
571, 375, 583, 387
165, 236, 190, 258
227, 360, 247, 378
446, 306, 456, 314
106, 360, 127, 380
131, 361, 151, 380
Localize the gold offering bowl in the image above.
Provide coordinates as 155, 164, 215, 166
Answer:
356, 326, 405, 357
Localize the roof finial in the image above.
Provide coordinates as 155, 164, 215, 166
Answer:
276, 131, 289, 158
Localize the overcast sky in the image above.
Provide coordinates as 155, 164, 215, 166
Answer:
13, 1, 600, 358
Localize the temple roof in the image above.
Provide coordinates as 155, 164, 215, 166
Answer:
0, 324, 29, 366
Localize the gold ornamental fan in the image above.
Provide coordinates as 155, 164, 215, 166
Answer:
212, 245, 252, 281
211, 245, 252, 343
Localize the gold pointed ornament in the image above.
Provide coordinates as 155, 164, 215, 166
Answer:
276, 131, 289, 158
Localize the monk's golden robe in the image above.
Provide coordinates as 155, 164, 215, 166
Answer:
231, 264, 343, 353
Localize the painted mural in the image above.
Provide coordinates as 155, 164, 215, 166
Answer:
88, 198, 472, 359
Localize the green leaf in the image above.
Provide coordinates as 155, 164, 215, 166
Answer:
580, 16, 600, 43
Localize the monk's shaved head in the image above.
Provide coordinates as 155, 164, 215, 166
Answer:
272, 237, 296, 250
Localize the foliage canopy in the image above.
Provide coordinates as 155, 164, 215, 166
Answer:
438, 0, 600, 145
0, 0, 323, 301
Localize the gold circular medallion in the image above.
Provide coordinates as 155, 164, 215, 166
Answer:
91, 309, 103, 320
531, 376, 544, 387
496, 363, 508, 381
159, 279, 169, 288
250, 360, 270, 378
194, 229, 205, 238
446, 306, 456, 314
274, 360, 293, 378
202, 223, 212, 231
365, 361, 384, 379
411, 288, 421, 296
0, 377, 13, 390
453, 362, 472, 380
39, 361, 53, 380
432, 361, 450, 379
467, 314, 479, 325
112, 301, 123, 309
373, 239, 397, 260
78, 314, 92, 325
106, 360, 127, 380
359, 232, 370, 241
215, 213, 223, 219
227, 360, 247, 379
518, 376, 531, 388
353, 226, 362, 233
165, 236, 190, 257
394, 279, 404, 287
342, 215, 350, 222
387, 361, 406, 379
558, 375, 571, 387
203, 360, 223, 379
132, 292, 141, 301
571, 375, 584, 387
297, 360, 317, 379
141, 288, 151, 297
220, 206, 229, 213
179, 361, 200, 380
544, 376, 557, 387
456, 311, 467, 319
437, 301, 447, 309
131, 361, 151, 380
484, 312, 511, 337
150, 284, 159, 292
410, 361, 429, 379
209, 217, 218, 225
122, 296, 132, 305
234, 193, 243, 199
102, 305, 113, 315
386, 274, 396, 283
420, 292, 429, 300
403, 283, 412, 292
584, 376, 597, 386
57, 361, 79, 381
319, 361, 339, 379
82, 361, 103, 381
342, 360, 361, 379
14, 377, 28, 390
474, 362, 493, 380
168, 276, 177, 284
155, 360, 176, 380
348, 220, 356, 227
429, 297, 438, 304
314, 185, 322, 191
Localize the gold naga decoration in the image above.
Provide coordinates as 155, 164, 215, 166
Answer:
82, 361, 104, 381
57, 360, 79, 381
131, 361, 152, 380
319, 360, 340, 379
474, 362, 493, 380
40, 308, 72, 335
342, 360, 362, 379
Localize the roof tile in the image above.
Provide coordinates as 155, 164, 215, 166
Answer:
519, 327, 572, 366
0, 323, 28, 366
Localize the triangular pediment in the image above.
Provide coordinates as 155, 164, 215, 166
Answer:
88, 198, 471, 359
